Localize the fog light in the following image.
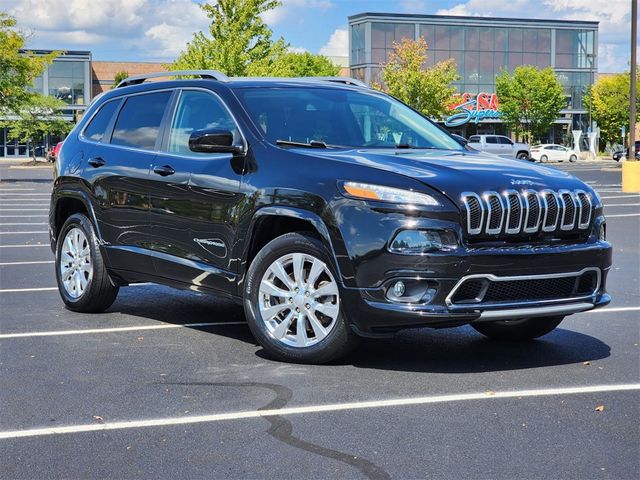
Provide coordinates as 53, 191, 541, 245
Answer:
389, 230, 457, 254
598, 223, 606, 241
392, 281, 406, 297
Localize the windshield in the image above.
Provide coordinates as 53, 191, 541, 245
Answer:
234, 87, 463, 150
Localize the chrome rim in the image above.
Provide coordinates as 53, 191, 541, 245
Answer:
258, 253, 340, 348
60, 227, 92, 299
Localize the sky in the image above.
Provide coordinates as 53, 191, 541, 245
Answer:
3, 0, 636, 72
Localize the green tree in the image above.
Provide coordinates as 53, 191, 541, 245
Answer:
170, 0, 286, 77
374, 37, 459, 119
495, 66, 566, 143
0, 12, 59, 112
247, 51, 339, 77
1, 93, 71, 161
111, 70, 129, 89
586, 71, 640, 148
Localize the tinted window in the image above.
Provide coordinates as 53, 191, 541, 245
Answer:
485, 136, 498, 144
468, 136, 481, 143
236, 88, 463, 151
168, 90, 239, 155
498, 136, 513, 145
111, 92, 172, 150
83, 100, 119, 142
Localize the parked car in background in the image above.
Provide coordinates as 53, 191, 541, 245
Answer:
530, 144, 577, 163
467, 134, 530, 160
47, 142, 63, 163
612, 141, 640, 161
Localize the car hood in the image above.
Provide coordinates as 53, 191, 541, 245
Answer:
308, 147, 589, 200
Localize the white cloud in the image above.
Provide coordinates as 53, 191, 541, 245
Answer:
288, 46, 309, 53
319, 28, 348, 57
400, 0, 428, 13
262, 0, 333, 26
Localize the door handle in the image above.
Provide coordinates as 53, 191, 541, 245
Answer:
87, 157, 105, 168
153, 165, 175, 177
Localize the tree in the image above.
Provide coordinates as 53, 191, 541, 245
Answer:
170, 0, 286, 77
374, 37, 460, 119
0, 12, 59, 112
1, 93, 71, 161
247, 51, 339, 77
495, 66, 566, 143
111, 70, 129, 89
586, 71, 640, 148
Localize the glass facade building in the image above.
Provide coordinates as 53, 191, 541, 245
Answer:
1, 50, 91, 157
349, 13, 598, 141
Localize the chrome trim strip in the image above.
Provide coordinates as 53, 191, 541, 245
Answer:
477, 302, 594, 321
540, 189, 560, 232
484, 191, 505, 235
461, 192, 484, 235
445, 267, 601, 308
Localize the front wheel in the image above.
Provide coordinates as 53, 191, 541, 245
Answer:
55, 213, 119, 312
243, 232, 358, 364
569, 154, 577, 162
471, 315, 564, 341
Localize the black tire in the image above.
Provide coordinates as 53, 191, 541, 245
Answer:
539, 154, 548, 163
55, 213, 119, 312
517, 152, 529, 160
471, 315, 564, 341
243, 232, 359, 364
569, 154, 577, 163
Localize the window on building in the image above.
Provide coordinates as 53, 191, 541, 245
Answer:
350, 23, 366, 66
83, 100, 120, 142
48, 61, 86, 105
167, 91, 239, 155
111, 91, 172, 150
371, 22, 414, 64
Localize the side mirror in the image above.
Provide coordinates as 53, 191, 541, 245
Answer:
188, 128, 243, 154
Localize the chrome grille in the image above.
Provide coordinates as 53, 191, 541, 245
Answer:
460, 188, 593, 237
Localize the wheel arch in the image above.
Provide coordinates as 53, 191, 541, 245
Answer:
52, 189, 102, 247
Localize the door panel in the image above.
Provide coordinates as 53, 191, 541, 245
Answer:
83, 91, 172, 272
149, 89, 245, 291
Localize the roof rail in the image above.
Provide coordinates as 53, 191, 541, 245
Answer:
309, 77, 370, 88
116, 70, 230, 88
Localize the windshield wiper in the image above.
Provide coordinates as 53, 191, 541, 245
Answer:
276, 139, 329, 148
395, 144, 439, 149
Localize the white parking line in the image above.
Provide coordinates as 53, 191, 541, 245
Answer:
0, 321, 246, 339
0, 231, 48, 234
588, 306, 640, 313
0, 287, 57, 293
0, 215, 48, 217
0, 209, 49, 212
0, 244, 49, 248
0, 260, 54, 266
0, 193, 50, 196
0, 223, 47, 226
601, 195, 640, 199
604, 203, 640, 207
0, 383, 637, 440
607, 213, 640, 218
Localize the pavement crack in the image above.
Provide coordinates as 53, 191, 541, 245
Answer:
166, 381, 391, 480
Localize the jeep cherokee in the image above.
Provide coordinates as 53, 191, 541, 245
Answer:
49, 71, 612, 363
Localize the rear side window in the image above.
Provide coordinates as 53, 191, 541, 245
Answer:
485, 136, 498, 144
83, 100, 119, 142
468, 136, 480, 143
111, 91, 172, 150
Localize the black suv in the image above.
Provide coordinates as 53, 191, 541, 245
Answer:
50, 71, 612, 363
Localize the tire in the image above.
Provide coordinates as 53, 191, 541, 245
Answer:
517, 152, 529, 160
55, 213, 119, 312
539, 155, 548, 163
243, 232, 359, 364
471, 315, 564, 341
569, 154, 577, 162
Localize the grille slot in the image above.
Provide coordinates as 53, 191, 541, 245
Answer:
460, 188, 592, 238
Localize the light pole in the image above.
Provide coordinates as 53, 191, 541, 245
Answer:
623, 0, 638, 192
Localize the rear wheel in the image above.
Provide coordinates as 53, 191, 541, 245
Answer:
244, 232, 358, 364
569, 154, 577, 162
539, 154, 548, 163
55, 213, 119, 312
517, 152, 529, 160
472, 315, 564, 341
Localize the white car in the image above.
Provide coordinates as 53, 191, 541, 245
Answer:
530, 144, 578, 163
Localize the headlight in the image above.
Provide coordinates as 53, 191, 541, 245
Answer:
341, 181, 439, 206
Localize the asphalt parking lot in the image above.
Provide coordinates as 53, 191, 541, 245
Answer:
0, 159, 638, 479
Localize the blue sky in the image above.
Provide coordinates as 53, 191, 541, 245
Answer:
4, 0, 636, 72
